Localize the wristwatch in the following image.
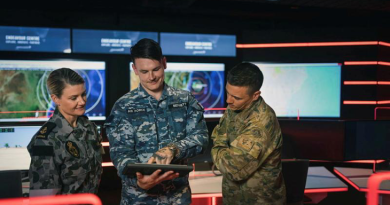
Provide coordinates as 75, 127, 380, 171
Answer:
167, 143, 180, 158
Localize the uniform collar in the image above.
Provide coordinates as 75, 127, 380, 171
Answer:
227, 96, 264, 121
50, 107, 89, 138
136, 83, 171, 100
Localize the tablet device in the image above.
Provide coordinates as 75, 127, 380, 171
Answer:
122, 163, 193, 177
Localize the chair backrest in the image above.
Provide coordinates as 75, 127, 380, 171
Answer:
282, 159, 309, 204
0, 170, 22, 199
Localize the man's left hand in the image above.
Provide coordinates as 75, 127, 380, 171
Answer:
148, 147, 174, 165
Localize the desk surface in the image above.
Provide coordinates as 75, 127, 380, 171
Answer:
190, 166, 347, 194
334, 167, 390, 191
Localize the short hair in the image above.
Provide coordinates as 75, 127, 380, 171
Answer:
47, 68, 85, 98
227, 62, 264, 95
130, 38, 163, 63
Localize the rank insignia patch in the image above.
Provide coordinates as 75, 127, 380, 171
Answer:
66, 141, 80, 158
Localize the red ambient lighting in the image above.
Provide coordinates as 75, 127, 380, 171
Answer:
344, 61, 390, 66
236, 41, 379, 48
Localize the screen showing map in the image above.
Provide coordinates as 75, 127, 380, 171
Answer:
253, 63, 341, 118
160, 33, 236, 57
130, 62, 225, 118
0, 26, 71, 53
0, 60, 106, 122
0, 126, 40, 171
73, 29, 158, 54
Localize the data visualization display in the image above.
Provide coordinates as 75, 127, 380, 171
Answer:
0, 26, 71, 53
253, 63, 341, 118
0, 60, 106, 122
130, 62, 225, 118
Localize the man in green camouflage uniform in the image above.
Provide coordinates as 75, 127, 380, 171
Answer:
211, 62, 286, 205
28, 107, 103, 196
105, 39, 208, 204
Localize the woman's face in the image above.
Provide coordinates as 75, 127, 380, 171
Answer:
52, 83, 87, 118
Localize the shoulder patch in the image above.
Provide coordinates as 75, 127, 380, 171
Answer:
36, 122, 56, 140
31, 145, 54, 156
66, 141, 80, 158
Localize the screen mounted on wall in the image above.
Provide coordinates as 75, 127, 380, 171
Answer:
253, 62, 341, 118
0, 126, 40, 171
160, 32, 236, 57
0, 60, 106, 122
0, 26, 71, 53
130, 62, 225, 118
72, 29, 158, 54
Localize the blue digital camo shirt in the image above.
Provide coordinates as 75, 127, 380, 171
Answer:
105, 83, 209, 205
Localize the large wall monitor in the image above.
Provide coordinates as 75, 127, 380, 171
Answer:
0, 126, 40, 171
0, 60, 106, 122
130, 62, 225, 118
160, 32, 236, 57
72, 29, 158, 54
253, 63, 341, 118
0, 26, 71, 53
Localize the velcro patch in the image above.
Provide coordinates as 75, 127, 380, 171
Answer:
66, 141, 80, 158
32, 146, 54, 156
169, 103, 187, 109
236, 137, 254, 152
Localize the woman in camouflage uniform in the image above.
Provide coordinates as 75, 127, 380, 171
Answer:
28, 68, 103, 196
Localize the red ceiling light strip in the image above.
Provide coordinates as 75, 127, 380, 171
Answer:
377, 100, 390, 105
236, 41, 379, 48
378, 81, 390, 85
343, 101, 377, 105
344, 81, 378, 85
344, 61, 390, 66
379, 41, 390, 47
344, 61, 378, 65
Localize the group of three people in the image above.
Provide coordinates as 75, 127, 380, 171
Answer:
28, 38, 285, 204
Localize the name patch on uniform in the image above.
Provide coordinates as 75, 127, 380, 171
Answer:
169, 103, 187, 109
128, 108, 146, 113
66, 141, 80, 158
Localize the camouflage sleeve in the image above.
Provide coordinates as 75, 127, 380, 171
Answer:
212, 122, 271, 182
28, 138, 61, 196
105, 108, 138, 178
173, 94, 209, 160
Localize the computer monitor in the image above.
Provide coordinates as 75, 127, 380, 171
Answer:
160, 32, 236, 57
130, 62, 225, 118
253, 62, 341, 118
0, 126, 40, 171
0, 26, 71, 53
72, 29, 158, 54
0, 60, 106, 122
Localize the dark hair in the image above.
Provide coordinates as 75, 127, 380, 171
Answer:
130, 38, 163, 63
47, 68, 85, 98
227, 62, 264, 94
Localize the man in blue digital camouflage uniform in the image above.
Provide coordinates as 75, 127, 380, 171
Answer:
211, 62, 286, 205
105, 38, 209, 205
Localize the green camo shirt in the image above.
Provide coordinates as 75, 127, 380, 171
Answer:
211, 97, 286, 205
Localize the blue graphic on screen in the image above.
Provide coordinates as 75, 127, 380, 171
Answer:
73, 29, 158, 54
0, 60, 106, 122
254, 63, 341, 118
160, 33, 236, 57
0, 26, 71, 53
130, 63, 225, 118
